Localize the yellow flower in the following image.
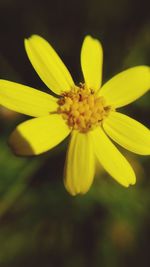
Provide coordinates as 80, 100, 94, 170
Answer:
0, 35, 150, 195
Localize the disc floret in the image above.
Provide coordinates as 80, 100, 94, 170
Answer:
58, 84, 111, 132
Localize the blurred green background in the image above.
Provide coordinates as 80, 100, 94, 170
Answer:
0, 0, 150, 266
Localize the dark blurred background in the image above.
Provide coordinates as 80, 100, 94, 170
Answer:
0, 0, 150, 266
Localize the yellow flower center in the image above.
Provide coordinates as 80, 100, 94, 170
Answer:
57, 84, 111, 132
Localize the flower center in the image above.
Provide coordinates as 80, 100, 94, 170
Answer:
57, 84, 111, 132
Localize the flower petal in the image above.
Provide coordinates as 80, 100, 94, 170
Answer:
9, 114, 71, 155
91, 127, 136, 187
0, 80, 58, 117
99, 66, 150, 108
81, 35, 103, 91
64, 130, 95, 195
25, 35, 75, 95
103, 111, 150, 155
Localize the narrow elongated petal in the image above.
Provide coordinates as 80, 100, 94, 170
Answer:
103, 111, 150, 155
9, 114, 71, 155
64, 130, 95, 195
81, 35, 103, 91
91, 127, 136, 187
99, 66, 150, 108
25, 35, 75, 95
0, 80, 58, 117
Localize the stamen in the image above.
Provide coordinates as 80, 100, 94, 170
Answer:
57, 84, 111, 132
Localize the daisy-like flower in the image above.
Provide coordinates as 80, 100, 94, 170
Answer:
0, 35, 150, 195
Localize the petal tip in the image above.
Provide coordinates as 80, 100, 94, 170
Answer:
8, 129, 35, 156
84, 35, 94, 41
64, 183, 89, 196
129, 174, 136, 186
84, 35, 100, 42
24, 34, 41, 44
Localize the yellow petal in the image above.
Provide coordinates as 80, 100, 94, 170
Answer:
99, 66, 150, 108
91, 127, 136, 187
103, 111, 150, 155
9, 114, 71, 155
81, 35, 103, 91
25, 35, 75, 95
0, 80, 58, 117
64, 130, 95, 196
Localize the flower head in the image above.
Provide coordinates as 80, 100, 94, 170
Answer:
0, 35, 150, 195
